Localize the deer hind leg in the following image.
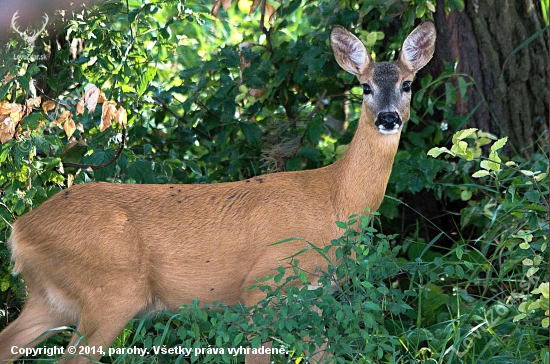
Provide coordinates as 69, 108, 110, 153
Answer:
61, 301, 144, 364
0, 297, 74, 362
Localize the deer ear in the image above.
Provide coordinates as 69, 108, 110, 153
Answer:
330, 26, 371, 76
399, 20, 436, 73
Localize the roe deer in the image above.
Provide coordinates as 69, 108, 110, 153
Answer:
0, 21, 435, 363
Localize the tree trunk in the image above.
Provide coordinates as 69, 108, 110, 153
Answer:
430, 0, 548, 156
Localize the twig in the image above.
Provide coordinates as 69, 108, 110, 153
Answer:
259, 0, 273, 53
63, 128, 126, 170
306, 89, 327, 123
0, 202, 14, 228
153, 96, 211, 140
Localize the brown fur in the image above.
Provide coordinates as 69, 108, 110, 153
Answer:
0, 21, 435, 363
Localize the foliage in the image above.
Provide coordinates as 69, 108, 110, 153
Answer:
0, 0, 548, 363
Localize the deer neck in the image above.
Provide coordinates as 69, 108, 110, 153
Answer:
330, 104, 401, 221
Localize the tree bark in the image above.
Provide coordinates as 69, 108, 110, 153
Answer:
430, 0, 548, 156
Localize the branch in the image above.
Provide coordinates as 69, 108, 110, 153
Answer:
153, 96, 211, 140
259, 0, 273, 53
63, 128, 126, 171
306, 89, 327, 124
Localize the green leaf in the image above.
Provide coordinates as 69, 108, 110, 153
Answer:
532, 282, 549, 299
455, 246, 463, 259
306, 116, 324, 143
126, 160, 157, 183
183, 160, 202, 176
239, 121, 261, 143
472, 170, 490, 178
480, 159, 500, 172
232, 333, 243, 347
460, 190, 472, 201
454, 128, 477, 141
138, 67, 157, 96
490, 136, 508, 151
427, 147, 453, 158
336, 221, 348, 229
457, 76, 468, 99
251, 336, 262, 349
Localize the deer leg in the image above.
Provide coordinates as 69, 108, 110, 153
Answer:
0, 297, 73, 362
61, 306, 140, 364
244, 342, 272, 364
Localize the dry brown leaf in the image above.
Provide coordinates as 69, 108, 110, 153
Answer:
250, 0, 261, 14
100, 101, 117, 132
100, 116, 111, 132
53, 110, 72, 127
221, 0, 232, 10
63, 116, 76, 138
249, 88, 265, 98
0, 115, 15, 143
84, 84, 100, 113
25, 97, 41, 116
239, 42, 253, 73
67, 173, 75, 188
42, 100, 56, 114
76, 99, 85, 115
211, 0, 222, 17
3, 74, 15, 84
0, 101, 23, 116
67, 173, 74, 188
265, 3, 276, 23
114, 106, 127, 128
97, 91, 107, 104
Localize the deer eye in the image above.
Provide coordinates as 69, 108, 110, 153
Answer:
362, 84, 372, 95
402, 81, 412, 92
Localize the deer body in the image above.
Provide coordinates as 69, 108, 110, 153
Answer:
0, 22, 435, 363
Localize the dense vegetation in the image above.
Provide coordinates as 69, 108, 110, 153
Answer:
0, 0, 548, 363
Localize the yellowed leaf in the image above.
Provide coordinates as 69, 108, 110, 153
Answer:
100, 101, 117, 132
114, 106, 127, 128
0, 115, 15, 143
63, 116, 76, 138
84, 84, 100, 113
76, 99, 85, 115
42, 100, 56, 113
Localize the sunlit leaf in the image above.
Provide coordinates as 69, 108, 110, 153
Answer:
0, 115, 15, 143
84, 84, 100, 113
63, 116, 76, 138
42, 100, 56, 113
100, 101, 117, 132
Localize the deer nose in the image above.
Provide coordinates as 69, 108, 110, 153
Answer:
375, 112, 402, 134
